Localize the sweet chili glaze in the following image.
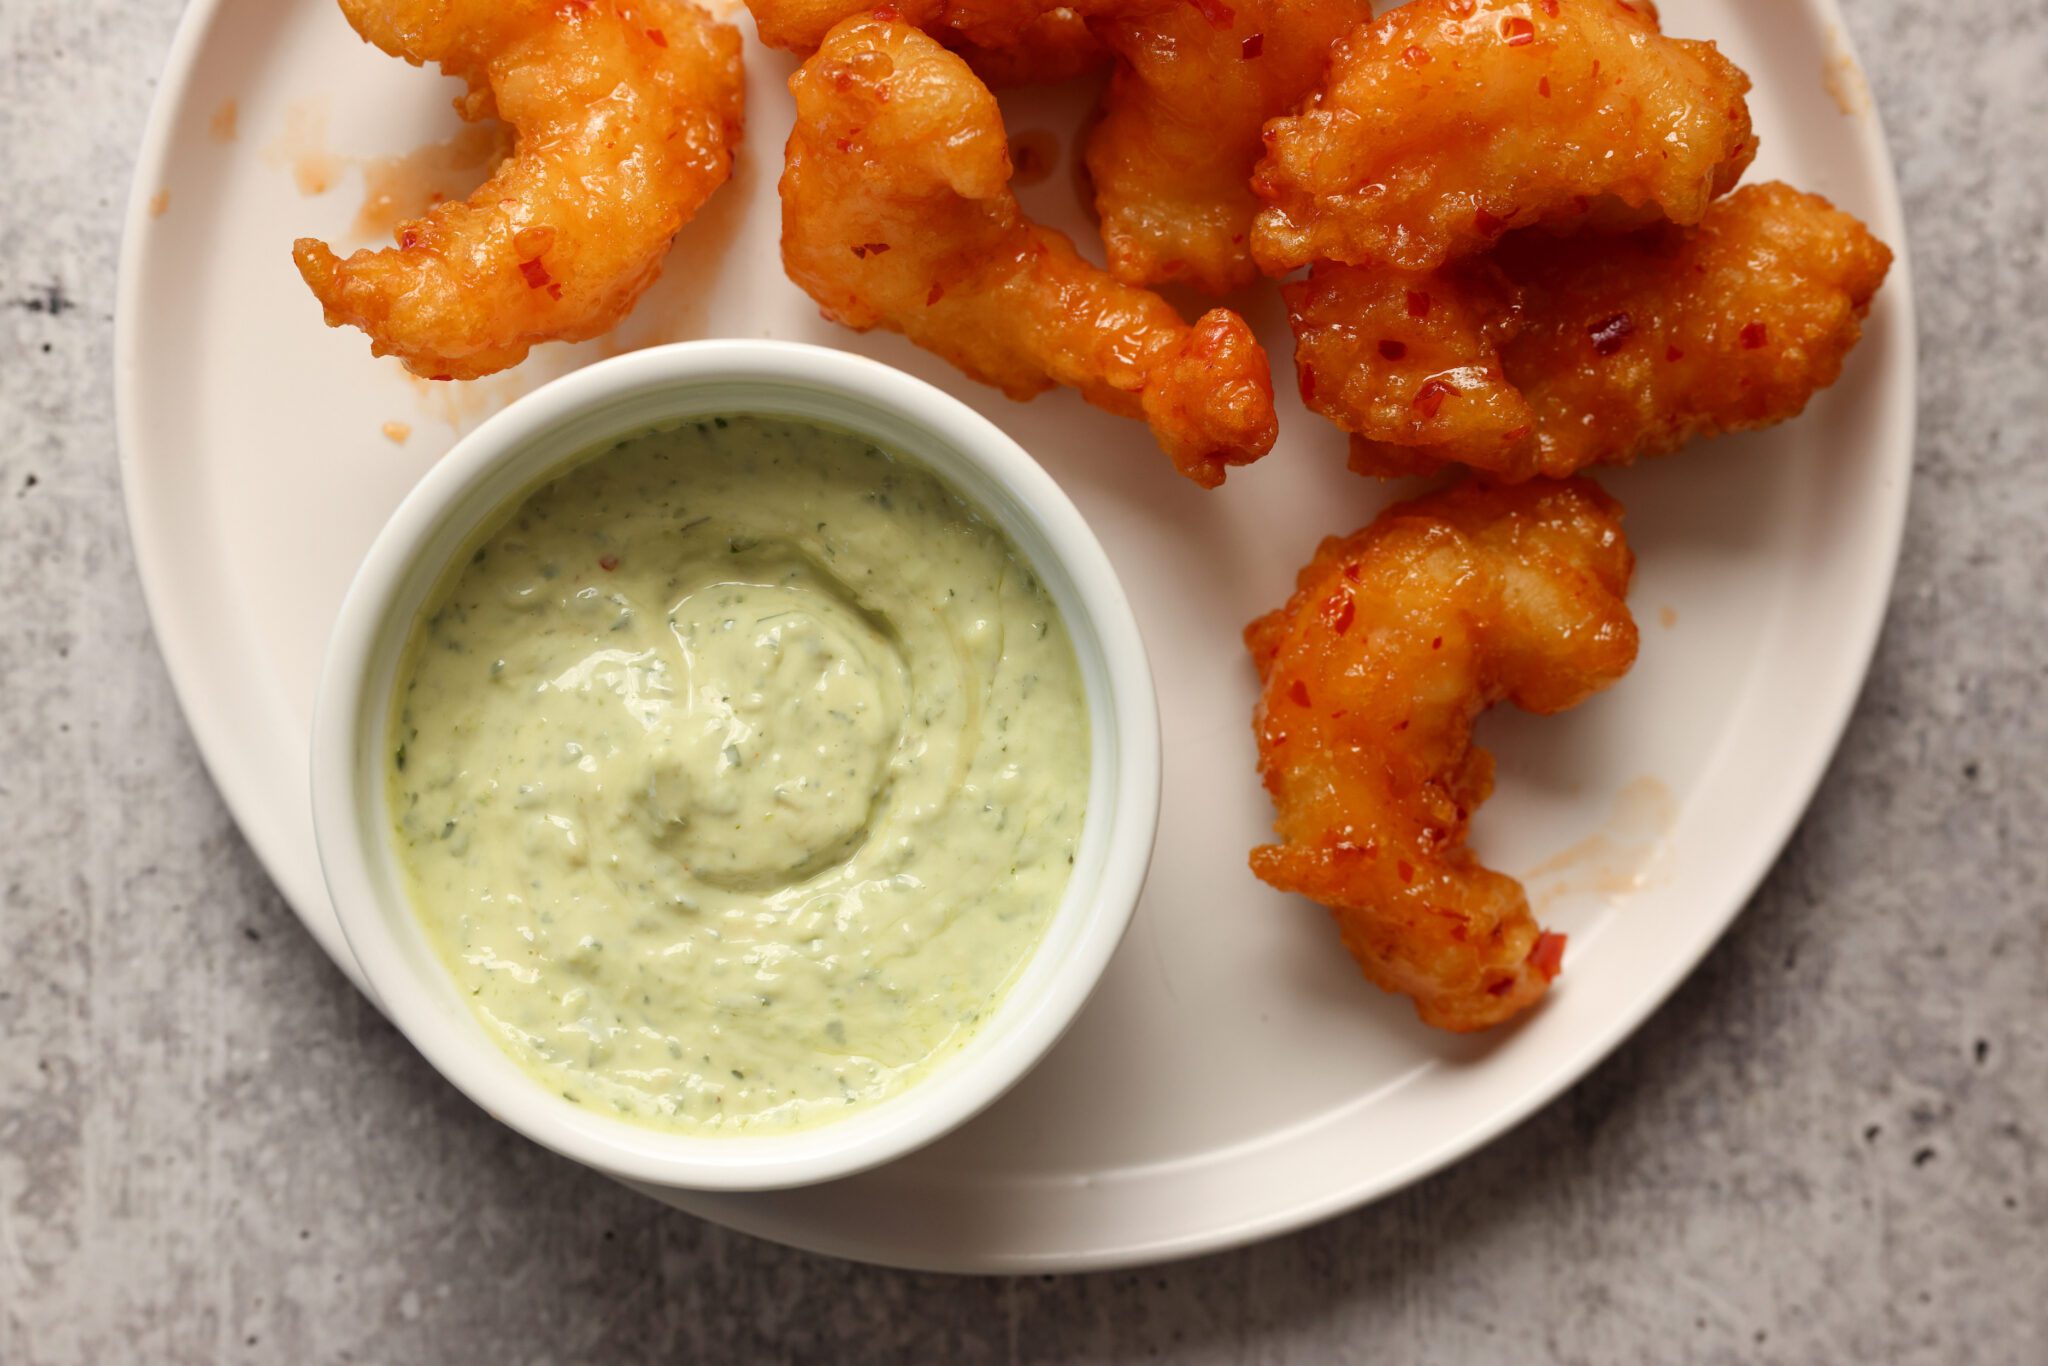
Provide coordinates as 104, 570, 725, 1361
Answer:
388, 415, 1089, 1131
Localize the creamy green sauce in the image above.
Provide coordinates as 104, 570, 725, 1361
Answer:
388, 415, 1089, 1132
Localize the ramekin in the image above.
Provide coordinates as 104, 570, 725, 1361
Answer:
310, 340, 1160, 1191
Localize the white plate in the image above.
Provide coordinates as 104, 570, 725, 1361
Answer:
118, 0, 1914, 1271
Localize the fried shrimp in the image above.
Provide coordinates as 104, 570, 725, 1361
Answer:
1085, 0, 1371, 292
292, 0, 744, 380
781, 15, 1278, 486
1286, 183, 1894, 481
1247, 480, 1638, 1033
747, 0, 1364, 292
1251, 0, 1757, 275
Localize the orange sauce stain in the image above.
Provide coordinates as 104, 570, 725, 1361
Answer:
382, 421, 413, 444
1523, 776, 1676, 909
1823, 28, 1870, 117
352, 124, 510, 242
1659, 605, 1678, 629
1008, 129, 1059, 188
148, 190, 171, 218
209, 98, 239, 143
265, 100, 340, 196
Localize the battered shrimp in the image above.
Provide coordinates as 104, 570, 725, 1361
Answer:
1085, 0, 1371, 292
1287, 184, 1894, 481
292, 0, 744, 380
747, 0, 1364, 292
1251, 0, 1757, 275
782, 15, 1277, 486
1248, 480, 1638, 1032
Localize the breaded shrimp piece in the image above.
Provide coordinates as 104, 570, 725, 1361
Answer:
1085, 0, 1371, 292
1289, 184, 1894, 481
748, 0, 1362, 291
749, 0, 1084, 56
292, 0, 743, 380
1285, 256, 1536, 469
782, 15, 1278, 486
1248, 479, 1638, 1032
1251, 0, 1757, 275
945, 10, 1109, 87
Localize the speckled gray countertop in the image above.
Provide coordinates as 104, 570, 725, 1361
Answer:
2, 0, 2043, 1361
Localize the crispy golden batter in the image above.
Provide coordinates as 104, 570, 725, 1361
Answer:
782, 16, 1277, 486
1086, 0, 1371, 291
1248, 480, 1638, 1033
1251, 0, 1757, 275
1286, 183, 1894, 481
945, 9, 1109, 86
1286, 256, 1536, 468
749, 0, 1087, 57
748, 0, 1362, 291
293, 0, 743, 380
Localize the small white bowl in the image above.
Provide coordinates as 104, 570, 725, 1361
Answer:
311, 340, 1160, 1191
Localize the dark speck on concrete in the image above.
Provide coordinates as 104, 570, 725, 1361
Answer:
18, 472, 36, 495
242, 926, 260, 943
1963, 761, 1980, 779
1913, 1148, 1938, 1168
1976, 1039, 1991, 1064
9, 280, 76, 314
1865, 1124, 1883, 1143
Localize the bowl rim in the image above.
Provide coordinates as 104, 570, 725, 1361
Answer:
309, 339, 1161, 1191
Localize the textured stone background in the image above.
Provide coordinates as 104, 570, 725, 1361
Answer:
2, 1, 2042, 1361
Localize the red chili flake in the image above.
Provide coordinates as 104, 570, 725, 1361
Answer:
1186, 0, 1235, 28
873, 2, 901, 16
1321, 594, 1355, 635
865, 241, 891, 255
1538, 76, 1551, 98
1400, 43, 1429, 67
645, 26, 667, 45
1541, 0, 1559, 14
1240, 33, 1264, 59
1397, 860, 1415, 884
518, 257, 552, 289
1473, 206, 1510, 237
1288, 679, 1311, 707
1343, 562, 1360, 581
547, 282, 563, 299
1588, 311, 1634, 356
1485, 976, 1515, 997
1666, 345, 1686, 362
598, 554, 620, 572
429, 373, 453, 382
1297, 363, 1318, 404
1378, 339, 1408, 361
926, 282, 946, 305
835, 137, 853, 153
1529, 931, 1567, 979
1741, 321, 1769, 349
1501, 15, 1535, 45
1413, 376, 1458, 418
399, 228, 420, 249
1406, 289, 1432, 319
1615, 1, 1638, 14
1431, 635, 1443, 650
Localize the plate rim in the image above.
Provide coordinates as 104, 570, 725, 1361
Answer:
115, 0, 1919, 1272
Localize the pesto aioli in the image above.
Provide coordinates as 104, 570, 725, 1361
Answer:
388, 416, 1089, 1132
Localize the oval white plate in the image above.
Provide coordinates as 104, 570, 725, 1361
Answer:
118, 0, 1913, 1271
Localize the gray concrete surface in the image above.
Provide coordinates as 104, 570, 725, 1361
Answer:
2, 0, 2043, 1361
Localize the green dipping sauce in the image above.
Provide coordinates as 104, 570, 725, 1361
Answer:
388, 415, 1089, 1132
